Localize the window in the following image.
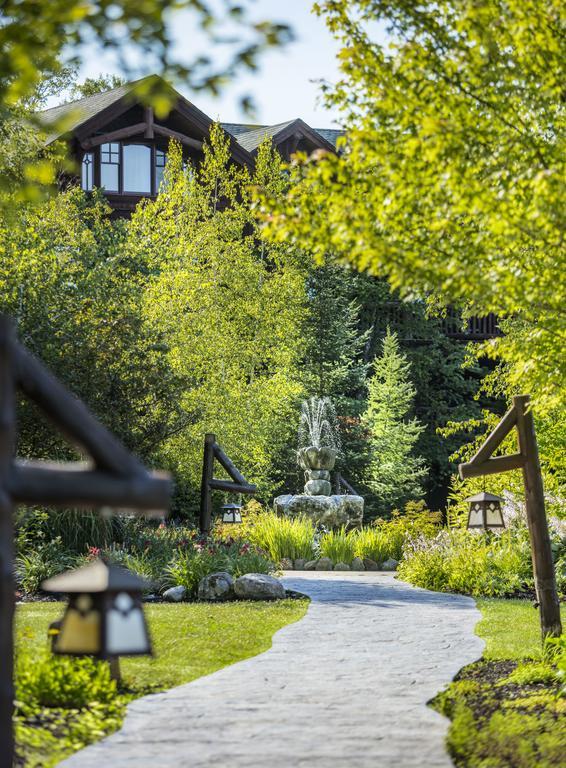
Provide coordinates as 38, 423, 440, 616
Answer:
155, 149, 167, 192
100, 143, 120, 192
81, 152, 94, 191
123, 144, 151, 194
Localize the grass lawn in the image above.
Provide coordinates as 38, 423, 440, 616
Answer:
476, 598, 566, 660
15, 599, 308, 767
432, 599, 566, 768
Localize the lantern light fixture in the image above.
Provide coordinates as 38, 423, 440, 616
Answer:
221, 502, 242, 524
42, 559, 152, 659
464, 491, 505, 531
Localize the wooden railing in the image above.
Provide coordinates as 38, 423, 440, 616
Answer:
373, 302, 501, 342
442, 311, 501, 341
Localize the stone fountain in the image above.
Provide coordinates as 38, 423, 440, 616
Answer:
274, 439, 364, 528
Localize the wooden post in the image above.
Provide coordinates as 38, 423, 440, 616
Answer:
0, 318, 15, 768
199, 433, 215, 535
109, 657, 121, 683
514, 395, 562, 638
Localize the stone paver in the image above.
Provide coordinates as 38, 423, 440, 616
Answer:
61, 572, 484, 768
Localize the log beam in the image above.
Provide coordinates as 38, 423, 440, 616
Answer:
467, 405, 517, 466
514, 395, 562, 637
0, 318, 15, 768
153, 124, 203, 150
8, 461, 171, 513
81, 123, 147, 149
144, 107, 154, 139
209, 479, 257, 495
459, 452, 525, 479
14, 345, 145, 477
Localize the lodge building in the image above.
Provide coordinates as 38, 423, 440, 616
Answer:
39, 75, 341, 218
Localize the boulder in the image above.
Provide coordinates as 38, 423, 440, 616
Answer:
381, 558, 399, 571
273, 493, 364, 528
316, 557, 333, 571
273, 494, 294, 515
304, 559, 318, 571
308, 469, 330, 480
294, 558, 307, 570
197, 572, 234, 601
163, 585, 186, 602
304, 479, 332, 496
280, 558, 293, 570
351, 557, 365, 571
334, 562, 350, 571
234, 573, 286, 600
363, 557, 379, 571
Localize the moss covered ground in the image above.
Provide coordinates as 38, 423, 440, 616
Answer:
432, 600, 566, 768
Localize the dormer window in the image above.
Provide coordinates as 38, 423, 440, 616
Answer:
81, 142, 168, 196
123, 144, 151, 194
81, 152, 94, 191
100, 142, 120, 192
155, 149, 167, 191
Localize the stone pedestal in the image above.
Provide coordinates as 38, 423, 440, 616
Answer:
298, 446, 336, 497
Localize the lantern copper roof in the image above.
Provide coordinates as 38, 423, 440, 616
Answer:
464, 492, 505, 503
42, 559, 148, 593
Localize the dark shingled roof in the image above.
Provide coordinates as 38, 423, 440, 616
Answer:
314, 128, 344, 148
222, 120, 344, 153
39, 80, 144, 143
39, 77, 344, 155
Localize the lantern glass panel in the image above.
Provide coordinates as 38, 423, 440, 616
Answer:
55, 594, 101, 654
468, 503, 484, 527
486, 502, 504, 527
106, 592, 150, 655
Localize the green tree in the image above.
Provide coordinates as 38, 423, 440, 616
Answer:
128, 131, 306, 498
69, 74, 126, 100
0, 188, 186, 463
302, 264, 367, 403
258, 0, 564, 494
362, 329, 427, 515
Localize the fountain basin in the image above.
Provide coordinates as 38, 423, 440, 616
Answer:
274, 493, 364, 528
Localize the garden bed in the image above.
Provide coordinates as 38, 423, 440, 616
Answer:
431, 599, 566, 768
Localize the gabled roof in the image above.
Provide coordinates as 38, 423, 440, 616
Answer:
223, 118, 339, 155
38, 75, 342, 165
38, 75, 254, 168
39, 80, 142, 143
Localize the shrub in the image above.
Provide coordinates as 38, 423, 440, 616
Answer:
164, 539, 273, 597
246, 513, 315, 563
16, 651, 116, 711
15, 538, 77, 594
319, 527, 356, 565
398, 529, 534, 598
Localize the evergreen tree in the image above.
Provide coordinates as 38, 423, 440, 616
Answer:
302, 264, 367, 404
301, 264, 369, 491
362, 329, 427, 515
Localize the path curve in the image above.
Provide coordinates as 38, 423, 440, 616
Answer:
61, 572, 484, 768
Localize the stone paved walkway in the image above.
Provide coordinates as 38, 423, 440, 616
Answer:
61, 572, 484, 768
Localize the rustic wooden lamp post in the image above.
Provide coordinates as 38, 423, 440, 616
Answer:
200, 433, 256, 534
459, 394, 561, 640
0, 317, 171, 768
